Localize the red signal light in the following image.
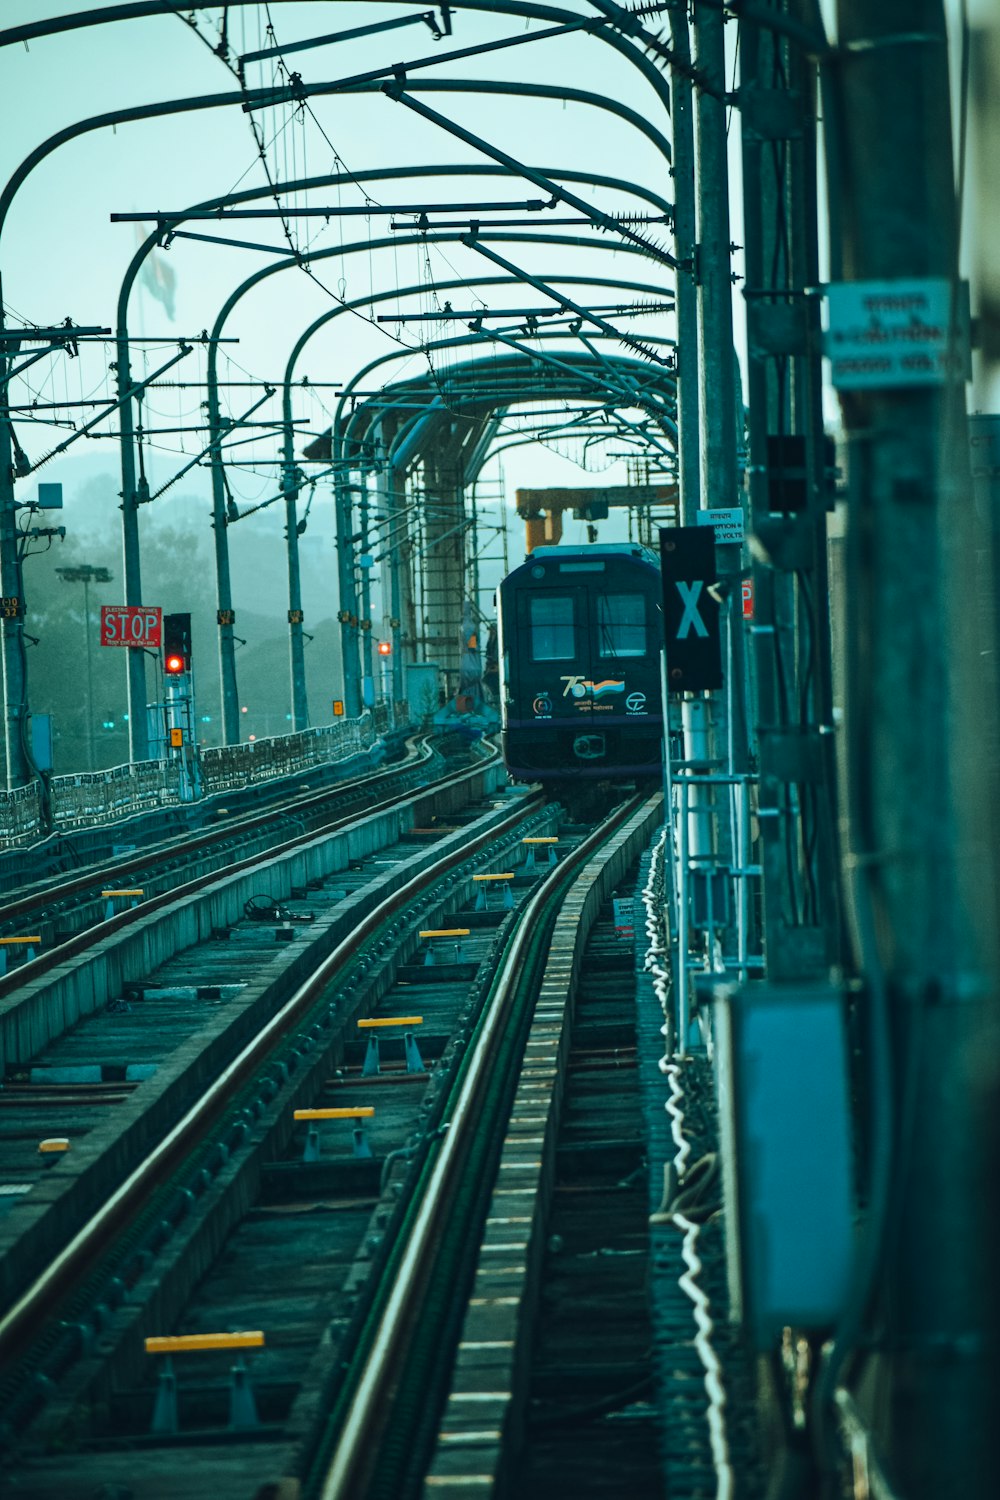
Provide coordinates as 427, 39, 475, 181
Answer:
163, 612, 191, 676
377, 640, 392, 656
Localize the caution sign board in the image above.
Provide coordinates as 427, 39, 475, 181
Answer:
825, 278, 969, 389
696, 507, 745, 545
659, 527, 723, 694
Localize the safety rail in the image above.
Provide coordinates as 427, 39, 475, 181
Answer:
0, 702, 409, 848
666, 766, 764, 1054
198, 713, 374, 794
0, 781, 44, 845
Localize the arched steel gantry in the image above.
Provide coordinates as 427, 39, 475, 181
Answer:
0, 2, 678, 779
311, 347, 677, 712
279, 265, 673, 714
198, 225, 673, 732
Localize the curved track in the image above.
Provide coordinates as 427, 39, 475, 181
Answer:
0, 738, 476, 1003
0, 784, 663, 1500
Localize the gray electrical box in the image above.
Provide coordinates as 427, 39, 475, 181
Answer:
713, 982, 855, 1346
37, 483, 63, 509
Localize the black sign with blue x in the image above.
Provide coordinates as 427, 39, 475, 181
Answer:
659, 526, 723, 692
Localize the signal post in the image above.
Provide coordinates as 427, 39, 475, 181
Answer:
162, 611, 200, 801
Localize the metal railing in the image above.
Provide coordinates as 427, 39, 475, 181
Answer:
0, 780, 46, 846
199, 714, 374, 795
46, 758, 184, 834
0, 702, 408, 849
666, 765, 764, 1053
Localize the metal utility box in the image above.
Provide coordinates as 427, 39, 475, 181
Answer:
713, 982, 855, 1347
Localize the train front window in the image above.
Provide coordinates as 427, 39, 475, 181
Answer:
529, 595, 576, 661
598, 594, 646, 657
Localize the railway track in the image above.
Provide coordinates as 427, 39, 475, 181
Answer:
0, 744, 514, 1328
0, 740, 494, 1070
0, 777, 663, 1499
0, 733, 448, 967
509, 898, 659, 1499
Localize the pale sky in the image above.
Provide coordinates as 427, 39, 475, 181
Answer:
2, 0, 989, 618
0, 0, 680, 574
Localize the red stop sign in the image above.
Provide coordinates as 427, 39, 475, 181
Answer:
101, 606, 163, 648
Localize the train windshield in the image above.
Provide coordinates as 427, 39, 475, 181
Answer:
597, 594, 646, 657
529, 595, 576, 660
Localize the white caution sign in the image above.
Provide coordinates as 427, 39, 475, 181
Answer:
696, 507, 745, 545
825, 278, 969, 389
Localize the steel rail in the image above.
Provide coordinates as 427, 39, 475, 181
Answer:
0, 740, 498, 1004
317, 791, 644, 1500
0, 734, 432, 931
0, 779, 543, 1366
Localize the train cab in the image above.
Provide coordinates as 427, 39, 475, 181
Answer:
497, 543, 664, 782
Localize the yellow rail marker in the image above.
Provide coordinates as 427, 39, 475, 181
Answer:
101, 889, 144, 898
38, 1138, 70, 1154
357, 1016, 423, 1029
419, 928, 470, 938
145, 1331, 265, 1355
0, 935, 40, 945
522, 837, 558, 844
295, 1107, 375, 1121
472, 873, 515, 882
297, 1104, 376, 1159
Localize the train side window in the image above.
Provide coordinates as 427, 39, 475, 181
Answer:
529, 595, 576, 661
598, 593, 646, 657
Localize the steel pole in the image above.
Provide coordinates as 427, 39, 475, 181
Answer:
829, 3, 989, 1492
332, 430, 362, 720
374, 414, 405, 706
82, 575, 95, 772
359, 482, 374, 709
388, 469, 405, 707
113, 338, 151, 763
0, 325, 28, 787
280, 447, 309, 731
668, 3, 701, 522
204, 340, 242, 746
688, 4, 742, 930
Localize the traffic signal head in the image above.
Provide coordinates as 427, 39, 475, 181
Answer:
377, 640, 392, 656
163, 612, 192, 675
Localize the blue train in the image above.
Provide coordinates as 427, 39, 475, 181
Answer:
496, 543, 664, 782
